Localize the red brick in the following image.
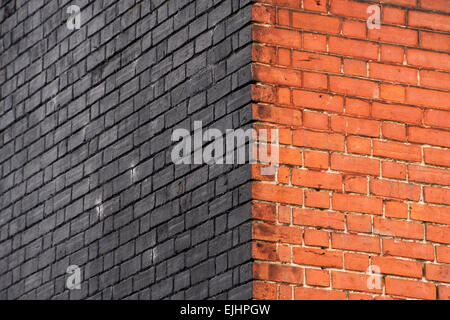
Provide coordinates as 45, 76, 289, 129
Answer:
343, 59, 366, 77
253, 202, 277, 223
253, 64, 302, 87
253, 45, 277, 65
406, 87, 450, 110
420, 31, 450, 52
329, 36, 379, 60
253, 221, 303, 245
344, 175, 367, 194
409, 10, 450, 32
303, 33, 326, 51
370, 178, 420, 201
294, 287, 346, 300
293, 129, 345, 151
332, 271, 382, 294
382, 7, 405, 25
384, 200, 408, 219
253, 25, 302, 49
424, 147, 450, 167
380, 45, 404, 64
383, 238, 434, 260
369, 62, 417, 85
253, 241, 277, 261
253, 104, 302, 126
345, 98, 370, 117
407, 49, 450, 72
292, 11, 340, 34
425, 264, 450, 283
331, 154, 380, 176
254, 262, 304, 284
347, 214, 372, 233
304, 150, 329, 170
426, 224, 450, 244
411, 203, 450, 225
293, 208, 345, 230
303, 72, 327, 90
292, 89, 344, 113
331, 0, 373, 19
424, 186, 450, 206
305, 269, 330, 287
347, 136, 371, 155
382, 161, 406, 180
304, 229, 329, 247
278, 47, 291, 66
372, 256, 422, 278
254, 281, 277, 300
252, 182, 303, 205
292, 169, 342, 191
344, 252, 369, 271
291, 51, 341, 73
408, 165, 450, 186
305, 190, 330, 209
330, 76, 379, 99
331, 115, 380, 137
373, 140, 421, 162
332, 233, 381, 253
342, 20, 366, 38
277, 8, 290, 26
409, 127, 450, 148
293, 247, 343, 268
437, 246, 450, 264
373, 216, 424, 240
369, 25, 418, 46
439, 285, 450, 300
372, 102, 422, 124
304, 0, 327, 12
424, 109, 450, 129
420, 0, 450, 13
380, 84, 405, 103
303, 110, 328, 130
251, 5, 276, 24
386, 277, 436, 300
382, 122, 406, 141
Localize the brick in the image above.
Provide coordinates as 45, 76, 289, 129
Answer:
332, 193, 383, 215
253, 222, 303, 245
426, 225, 450, 244
305, 269, 330, 287
382, 161, 406, 180
409, 11, 450, 32
291, 169, 342, 190
332, 115, 380, 137
253, 25, 302, 49
252, 182, 303, 206
424, 109, 450, 129
292, 89, 344, 113
304, 150, 329, 169
383, 238, 434, 260
369, 62, 417, 85
293, 208, 345, 230
293, 247, 343, 268
331, 233, 381, 253
424, 186, 450, 206
291, 51, 341, 73
330, 76, 379, 99
331, 154, 380, 176
382, 122, 406, 141
408, 165, 450, 186
409, 127, 450, 148
254, 262, 303, 284
344, 252, 369, 271
407, 49, 450, 72
420, 32, 450, 52
386, 277, 436, 300
374, 216, 423, 240
369, 25, 418, 46
332, 271, 382, 294
294, 287, 346, 300
253, 64, 302, 87
329, 37, 379, 60
293, 129, 345, 151
291, 12, 340, 34
426, 264, 450, 283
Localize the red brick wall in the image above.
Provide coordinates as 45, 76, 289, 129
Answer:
250, 0, 450, 300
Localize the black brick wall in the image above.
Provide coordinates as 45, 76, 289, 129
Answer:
0, 0, 253, 300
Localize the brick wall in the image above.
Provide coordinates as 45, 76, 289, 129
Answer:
0, 0, 253, 299
251, 0, 450, 300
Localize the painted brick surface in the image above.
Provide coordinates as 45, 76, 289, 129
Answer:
0, 0, 253, 300
251, 0, 450, 300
